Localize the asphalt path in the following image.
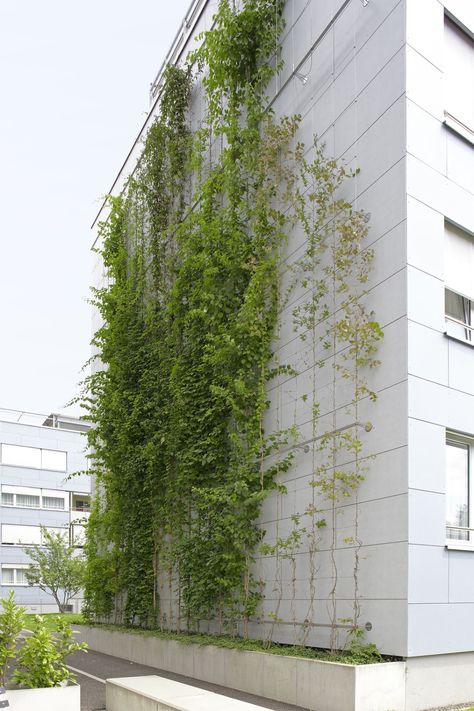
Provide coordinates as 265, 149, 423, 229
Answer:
66, 646, 309, 711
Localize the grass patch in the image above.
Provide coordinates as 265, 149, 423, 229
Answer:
24, 613, 84, 632
73, 620, 396, 665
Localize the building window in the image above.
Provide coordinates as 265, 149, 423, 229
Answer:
445, 289, 473, 342
1, 568, 14, 584
0, 444, 67, 472
1, 493, 13, 506
444, 16, 474, 135
1, 489, 42, 510
15, 568, 28, 585
1, 566, 29, 586
1, 525, 42, 546
1, 486, 68, 510
1, 524, 68, 546
445, 222, 474, 344
42, 496, 65, 510
41, 449, 67, 472
15, 494, 40, 509
2, 444, 41, 468
446, 433, 473, 542
72, 498, 90, 512
70, 523, 85, 547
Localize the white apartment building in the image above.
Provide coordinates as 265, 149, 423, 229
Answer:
0, 408, 90, 613
91, 0, 474, 704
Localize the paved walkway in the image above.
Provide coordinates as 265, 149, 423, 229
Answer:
67, 647, 310, 711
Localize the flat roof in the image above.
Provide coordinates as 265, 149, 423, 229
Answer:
0, 407, 90, 433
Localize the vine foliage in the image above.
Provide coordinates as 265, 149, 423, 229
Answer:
81, 0, 382, 646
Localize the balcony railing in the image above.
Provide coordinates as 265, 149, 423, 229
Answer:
446, 524, 474, 545
445, 315, 473, 344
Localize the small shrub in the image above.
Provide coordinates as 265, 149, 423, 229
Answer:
343, 626, 382, 664
13, 615, 87, 689
0, 591, 26, 684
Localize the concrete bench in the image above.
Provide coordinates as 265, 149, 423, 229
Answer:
106, 675, 273, 711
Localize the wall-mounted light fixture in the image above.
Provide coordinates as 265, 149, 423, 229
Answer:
293, 52, 313, 88
295, 72, 309, 85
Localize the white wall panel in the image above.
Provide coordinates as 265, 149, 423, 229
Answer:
407, 0, 444, 69
358, 446, 408, 502
407, 197, 444, 279
408, 602, 474, 655
407, 154, 447, 214
357, 46, 405, 138
408, 490, 446, 546
347, 95, 406, 195
406, 0, 474, 658
448, 551, 474, 602
444, 178, 474, 235
358, 599, 408, 655
358, 495, 407, 546
407, 321, 449, 385
358, 541, 408, 600
408, 544, 449, 603
333, 2, 356, 77
446, 132, 474, 195
355, 0, 405, 92
407, 266, 445, 331
408, 418, 446, 493
355, 0, 405, 50
448, 340, 474, 395
406, 45, 444, 120
407, 100, 447, 174
409, 376, 474, 434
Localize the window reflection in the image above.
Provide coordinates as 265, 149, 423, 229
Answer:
445, 289, 472, 342
446, 441, 469, 541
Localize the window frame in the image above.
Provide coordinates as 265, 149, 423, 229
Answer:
15, 494, 41, 509
0, 443, 67, 472
445, 287, 474, 345
444, 219, 474, 347
1, 486, 68, 511
1, 492, 14, 507
444, 13, 474, 139
41, 495, 66, 510
1, 565, 32, 587
1, 524, 69, 546
446, 431, 474, 548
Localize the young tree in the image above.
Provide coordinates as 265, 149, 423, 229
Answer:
13, 614, 87, 689
0, 591, 26, 684
23, 527, 85, 613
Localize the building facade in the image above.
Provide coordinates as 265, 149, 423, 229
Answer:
0, 408, 90, 613
91, 0, 474, 698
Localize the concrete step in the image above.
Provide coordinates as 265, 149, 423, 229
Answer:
106, 675, 273, 711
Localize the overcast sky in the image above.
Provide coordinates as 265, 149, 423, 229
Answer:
0, 0, 191, 417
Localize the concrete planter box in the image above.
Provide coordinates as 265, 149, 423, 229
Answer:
74, 625, 405, 711
6, 684, 80, 711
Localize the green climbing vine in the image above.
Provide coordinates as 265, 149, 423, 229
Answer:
291, 148, 383, 651
81, 0, 383, 650
83, 63, 192, 626
259, 146, 382, 651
